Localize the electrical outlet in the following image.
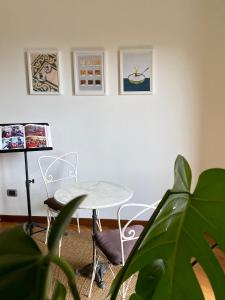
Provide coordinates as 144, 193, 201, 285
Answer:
7, 189, 17, 197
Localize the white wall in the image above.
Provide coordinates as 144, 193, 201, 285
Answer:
199, 1, 225, 170
0, 0, 224, 219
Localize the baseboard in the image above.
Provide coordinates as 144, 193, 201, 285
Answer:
0, 215, 47, 224
0, 215, 147, 228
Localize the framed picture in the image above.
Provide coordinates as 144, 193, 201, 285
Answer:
119, 48, 153, 95
27, 49, 62, 95
73, 49, 105, 95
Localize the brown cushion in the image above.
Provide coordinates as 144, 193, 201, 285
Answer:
94, 225, 144, 265
44, 197, 64, 211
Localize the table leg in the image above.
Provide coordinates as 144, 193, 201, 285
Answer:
92, 209, 105, 288
92, 209, 98, 261
76, 209, 107, 290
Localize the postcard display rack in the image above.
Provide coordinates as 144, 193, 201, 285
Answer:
0, 123, 53, 235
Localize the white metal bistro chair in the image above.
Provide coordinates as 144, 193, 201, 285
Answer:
89, 201, 159, 299
38, 152, 80, 256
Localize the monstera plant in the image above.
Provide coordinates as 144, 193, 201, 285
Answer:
110, 155, 225, 300
0, 195, 85, 300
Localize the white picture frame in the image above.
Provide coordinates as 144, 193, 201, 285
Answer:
27, 49, 62, 95
119, 48, 153, 95
73, 49, 106, 96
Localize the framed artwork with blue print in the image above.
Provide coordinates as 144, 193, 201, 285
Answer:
119, 48, 153, 95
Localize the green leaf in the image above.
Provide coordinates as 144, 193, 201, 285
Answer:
51, 282, 66, 300
131, 259, 165, 299
172, 155, 192, 193
0, 225, 49, 300
130, 294, 142, 300
48, 195, 86, 253
51, 255, 80, 300
110, 155, 225, 300
0, 197, 84, 300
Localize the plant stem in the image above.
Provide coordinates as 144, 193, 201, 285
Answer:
51, 255, 80, 300
34, 257, 52, 300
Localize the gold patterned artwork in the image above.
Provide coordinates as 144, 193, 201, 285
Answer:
27, 50, 61, 95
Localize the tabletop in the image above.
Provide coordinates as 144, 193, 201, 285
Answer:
54, 181, 133, 210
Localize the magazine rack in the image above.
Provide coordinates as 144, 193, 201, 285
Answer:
0, 122, 53, 235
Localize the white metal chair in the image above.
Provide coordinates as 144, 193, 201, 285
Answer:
89, 201, 159, 299
38, 152, 80, 256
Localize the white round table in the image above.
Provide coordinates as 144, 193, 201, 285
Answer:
54, 181, 133, 288
54, 181, 133, 210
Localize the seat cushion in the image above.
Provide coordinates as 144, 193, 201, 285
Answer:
44, 197, 64, 211
94, 225, 144, 265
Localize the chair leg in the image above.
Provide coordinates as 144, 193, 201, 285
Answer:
108, 264, 123, 299
76, 216, 80, 234
108, 264, 116, 278
122, 283, 125, 300
96, 210, 102, 232
88, 248, 99, 298
45, 208, 51, 244
121, 275, 133, 299
58, 237, 62, 257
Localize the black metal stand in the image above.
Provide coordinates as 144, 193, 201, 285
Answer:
0, 147, 52, 235
0, 122, 53, 236
24, 151, 46, 235
24, 151, 33, 235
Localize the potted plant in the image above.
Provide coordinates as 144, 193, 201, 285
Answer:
110, 155, 225, 299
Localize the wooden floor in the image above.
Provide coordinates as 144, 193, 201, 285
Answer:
0, 222, 224, 299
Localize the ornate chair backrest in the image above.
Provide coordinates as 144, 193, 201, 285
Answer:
117, 201, 159, 265
38, 152, 78, 198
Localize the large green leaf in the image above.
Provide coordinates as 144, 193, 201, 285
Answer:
0, 196, 84, 300
110, 155, 225, 300
48, 195, 86, 253
0, 225, 48, 300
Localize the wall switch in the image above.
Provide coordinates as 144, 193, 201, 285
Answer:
7, 189, 17, 197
